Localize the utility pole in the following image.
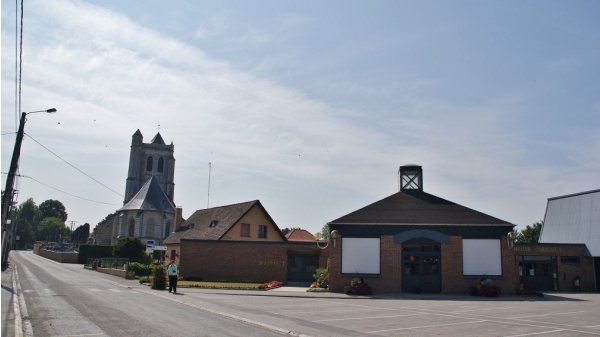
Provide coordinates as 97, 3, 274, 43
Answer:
1, 108, 56, 270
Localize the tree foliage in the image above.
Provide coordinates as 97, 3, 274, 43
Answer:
516, 221, 543, 243
113, 237, 146, 260
281, 227, 303, 235
319, 224, 330, 240
71, 223, 90, 244
36, 217, 70, 242
10, 198, 40, 249
39, 199, 68, 222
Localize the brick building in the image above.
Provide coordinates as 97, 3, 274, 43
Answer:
164, 200, 327, 284
327, 165, 518, 294
514, 243, 595, 292
528, 189, 600, 292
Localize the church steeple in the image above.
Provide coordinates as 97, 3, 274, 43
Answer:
151, 132, 165, 145
124, 130, 175, 205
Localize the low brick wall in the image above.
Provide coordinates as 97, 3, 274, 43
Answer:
36, 248, 79, 264
180, 240, 323, 283
96, 267, 127, 278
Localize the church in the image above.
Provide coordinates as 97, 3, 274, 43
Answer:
93, 130, 180, 245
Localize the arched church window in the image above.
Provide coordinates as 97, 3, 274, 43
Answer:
146, 156, 153, 172
164, 222, 171, 238
158, 157, 164, 173
128, 219, 135, 237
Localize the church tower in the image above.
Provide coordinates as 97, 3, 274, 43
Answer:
124, 129, 175, 205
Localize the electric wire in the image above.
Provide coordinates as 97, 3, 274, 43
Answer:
2, 173, 120, 206
25, 133, 124, 198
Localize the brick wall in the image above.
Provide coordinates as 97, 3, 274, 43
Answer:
441, 236, 517, 295
180, 240, 323, 283
329, 235, 518, 295
515, 243, 596, 292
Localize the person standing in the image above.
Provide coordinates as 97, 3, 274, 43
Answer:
167, 259, 178, 294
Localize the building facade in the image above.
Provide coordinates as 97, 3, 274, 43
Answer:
327, 165, 518, 294
164, 200, 326, 284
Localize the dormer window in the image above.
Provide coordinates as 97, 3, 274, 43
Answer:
209, 220, 218, 228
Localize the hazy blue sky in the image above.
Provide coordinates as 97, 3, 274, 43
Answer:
2, 0, 599, 235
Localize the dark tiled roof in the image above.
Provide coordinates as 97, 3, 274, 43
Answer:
329, 191, 512, 226
119, 176, 175, 213
164, 200, 286, 243
286, 229, 316, 242
151, 132, 165, 145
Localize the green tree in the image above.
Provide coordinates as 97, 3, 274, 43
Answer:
10, 198, 40, 249
37, 217, 71, 242
113, 237, 146, 260
281, 227, 302, 235
319, 224, 330, 240
71, 223, 90, 244
39, 199, 68, 222
516, 221, 543, 243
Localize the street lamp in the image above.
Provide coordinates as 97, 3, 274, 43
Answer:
1, 108, 57, 270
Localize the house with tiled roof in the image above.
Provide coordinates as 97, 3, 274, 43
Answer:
285, 229, 316, 242
327, 165, 517, 294
164, 200, 325, 284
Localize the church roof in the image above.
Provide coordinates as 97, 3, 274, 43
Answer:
119, 176, 175, 213
329, 190, 512, 226
151, 132, 165, 145
164, 200, 286, 243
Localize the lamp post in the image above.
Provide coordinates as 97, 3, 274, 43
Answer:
1, 108, 56, 270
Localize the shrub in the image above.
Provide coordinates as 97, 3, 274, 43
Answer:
151, 265, 167, 290
128, 262, 152, 277
312, 268, 329, 289
344, 277, 372, 295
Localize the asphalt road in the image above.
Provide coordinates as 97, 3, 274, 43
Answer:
9, 251, 287, 337
7, 250, 600, 337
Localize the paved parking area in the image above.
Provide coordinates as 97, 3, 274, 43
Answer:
26, 263, 600, 336
191, 291, 600, 336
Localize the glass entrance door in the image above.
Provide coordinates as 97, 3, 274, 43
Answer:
402, 244, 441, 293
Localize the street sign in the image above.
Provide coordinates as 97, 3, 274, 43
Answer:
153, 245, 167, 251
146, 240, 155, 253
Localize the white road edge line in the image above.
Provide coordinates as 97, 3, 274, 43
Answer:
13, 265, 33, 337
368, 320, 487, 333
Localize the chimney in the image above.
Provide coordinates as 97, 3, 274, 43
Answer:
175, 207, 184, 229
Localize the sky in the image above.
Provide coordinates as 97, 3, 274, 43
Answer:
1, 0, 599, 235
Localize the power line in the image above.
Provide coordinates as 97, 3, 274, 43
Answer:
2, 173, 120, 206
25, 133, 124, 198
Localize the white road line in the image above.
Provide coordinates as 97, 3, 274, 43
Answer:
506, 311, 586, 319
504, 330, 565, 337
368, 320, 487, 333
450, 306, 520, 313
316, 312, 426, 322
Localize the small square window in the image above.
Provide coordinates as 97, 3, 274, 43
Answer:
209, 220, 218, 228
240, 223, 250, 237
258, 225, 267, 238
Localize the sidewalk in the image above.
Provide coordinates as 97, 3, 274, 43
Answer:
1, 263, 16, 337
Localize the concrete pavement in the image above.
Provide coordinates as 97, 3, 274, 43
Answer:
1, 262, 16, 337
